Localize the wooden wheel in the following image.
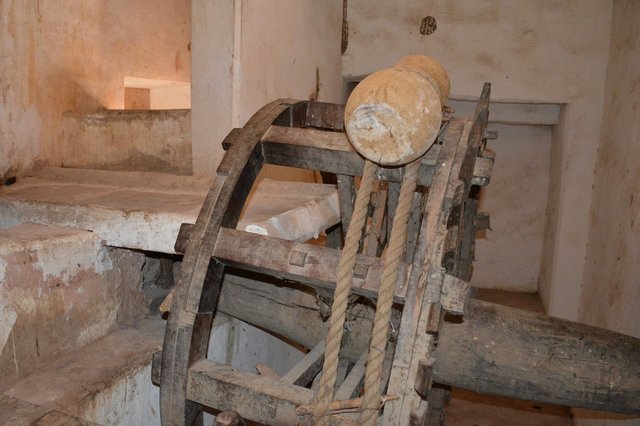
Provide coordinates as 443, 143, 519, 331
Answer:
156, 87, 640, 425
160, 99, 296, 425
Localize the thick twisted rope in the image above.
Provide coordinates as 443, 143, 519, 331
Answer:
360, 159, 421, 425
314, 160, 377, 424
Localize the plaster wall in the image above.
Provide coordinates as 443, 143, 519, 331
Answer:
0, 224, 145, 387
61, 110, 191, 173
0, 0, 191, 177
191, 0, 343, 177
473, 124, 551, 292
579, 0, 640, 351
344, 0, 612, 320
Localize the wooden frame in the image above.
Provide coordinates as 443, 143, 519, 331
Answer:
156, 87, 640, 425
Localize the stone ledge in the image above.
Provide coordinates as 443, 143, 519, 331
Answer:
0, 168, 339, 253
5, 317, 164, 426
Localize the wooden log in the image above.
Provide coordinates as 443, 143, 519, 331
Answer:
217, 273, 375, 362
215, 276, 640, 414
344, 55, 449, 166
433, 299, 640, 415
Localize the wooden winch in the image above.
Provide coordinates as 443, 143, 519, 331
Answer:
153, 63, 640, 424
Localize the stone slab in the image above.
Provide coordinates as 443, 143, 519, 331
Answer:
5, 317, 164, 426
0, 224, 145, 386
0, 168, 339, 253
0, 394, 98, 426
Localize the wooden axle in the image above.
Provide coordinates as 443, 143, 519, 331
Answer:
213, 274, 640, 415
344, 55, 449, 166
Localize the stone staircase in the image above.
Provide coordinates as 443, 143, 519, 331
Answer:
0, 167, 339, 425
0, 223, 158, 425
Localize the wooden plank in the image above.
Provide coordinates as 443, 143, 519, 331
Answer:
259, 125, 442, 185
383, 118, 470, 425
335, 351, 368, 401
212, 227, 409, 303
459, 83, 491, 182
457, 197, 480, 282
305, 101, 345, 130
404, 192, 423, 264
281, 341, 325, 386
256, 363, 281, 380
386, 181, 401, 244
337, 174, 356, 233
471, 156, 493, 186
188, 360, 314, 425
364, 189, 387, 257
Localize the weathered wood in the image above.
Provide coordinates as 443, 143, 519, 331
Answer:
259, 125, 442, 185
217, 274, 374, 362
383, 118, 469, 424
364, 189, 387, 257
256, 363, 281, 380
305, 101, 345, 131
344, 56, 447, 166
386, 180, 400, 244
215, 411, 246, 426
433, 300, 640, 415
154, 272, 640, 416
212, 227, 409, 303
160, 99, 295, 425
335, 351, 368, 400
281, 342, 325, 387
337, 174, 356, 233
188, 360, 314, 425
459, 83, 491, 182
159, 93, 503, 425
440, 274, 470, 314
404, 192, 423, 264
215, 278, 640, 414
471, 156, 493, 186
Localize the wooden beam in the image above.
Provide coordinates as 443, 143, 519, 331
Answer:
211, 227, 409, 303
188, 360, 314, 425
280, 342, 325, 387
205, 275, 640, 415
259, 125, 442, 185
433, 299, 640, 415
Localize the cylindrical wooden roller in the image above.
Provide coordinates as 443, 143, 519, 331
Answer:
344, 55, 450, 166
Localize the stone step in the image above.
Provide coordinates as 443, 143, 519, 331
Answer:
4, 317, 164, 426
0, 394, 98, 426
0, 167, 339, 253
0, 224, 145, 387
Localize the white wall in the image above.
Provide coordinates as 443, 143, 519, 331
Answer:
189, 0, 344, 406
191, 0, 343, 176
473, 123, 551, 292
579, 0, 640, 347
575, 4, 639, 412
0, 0, 191, 177
344, 0, 613, 320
